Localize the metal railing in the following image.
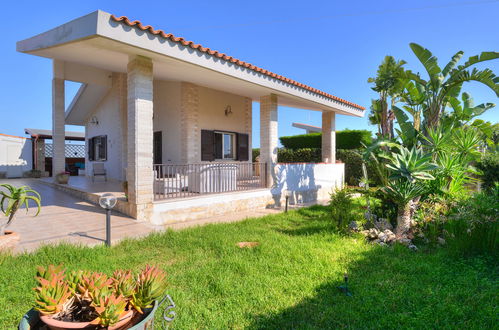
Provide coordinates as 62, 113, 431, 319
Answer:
153, 162, 267, 200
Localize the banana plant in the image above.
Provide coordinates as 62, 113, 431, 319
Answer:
402, 43, 498, 129
445, 92, 495, 128
0, 184, 41, 235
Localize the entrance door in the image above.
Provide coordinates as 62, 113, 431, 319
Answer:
153, 131, 162, 164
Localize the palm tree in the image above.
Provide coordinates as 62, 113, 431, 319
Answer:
0, 184, 41, 235
368, 56, 407, 138
404, 44, 498, 129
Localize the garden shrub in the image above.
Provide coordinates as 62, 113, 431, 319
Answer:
444, 185, 499, 256
329, 188, 360, 232
279, 129, 372, 150
252, 148, 260, 162
476, 152, 499, 191
277, 148, 321, 163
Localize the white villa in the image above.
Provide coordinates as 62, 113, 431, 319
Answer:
16, 10, 365, 223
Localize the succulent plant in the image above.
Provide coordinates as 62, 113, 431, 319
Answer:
34, 267, 72, 316
77, 272, 113, 302
65, 270, 88, 294
36, 264, 65, 281
92, 293, 129, 327
130, 265, 168, 313
112, 269, 136, 299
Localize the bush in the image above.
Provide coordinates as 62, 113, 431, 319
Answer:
277, 148, 321, 163
329, 188, 360, 232
252, 148, 260, 162
476, 152, 499, 191
279, 130, 372, 150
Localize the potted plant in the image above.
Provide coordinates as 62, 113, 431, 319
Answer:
21, 264, 170, 330
55, 171, 71, 184
0, 184, 41, 250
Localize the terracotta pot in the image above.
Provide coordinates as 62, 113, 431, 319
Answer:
40, 309, 134, 330
56, 173, 70, 184
0, 230, 20, 251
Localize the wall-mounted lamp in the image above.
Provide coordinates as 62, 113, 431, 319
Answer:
89, 116, 99, 125
224, 105, 233, 116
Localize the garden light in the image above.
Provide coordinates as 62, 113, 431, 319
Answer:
99, 193, 117, 247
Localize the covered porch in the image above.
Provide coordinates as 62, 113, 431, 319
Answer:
17, 10, 364, 222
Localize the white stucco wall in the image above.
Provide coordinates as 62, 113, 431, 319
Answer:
272, 163, 344, 203
0, 135, 32, 178
85, 82, 124, 180
153, 80, 182, 163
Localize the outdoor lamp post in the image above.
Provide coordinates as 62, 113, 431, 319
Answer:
98, 193, 117, 247
283, 189, 291, 213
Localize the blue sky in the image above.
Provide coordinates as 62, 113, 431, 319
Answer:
1, 0, 497, 147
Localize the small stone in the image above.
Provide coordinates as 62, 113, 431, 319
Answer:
408, 244, 418, 251
378, 241, 388, 247
349, 221, 359, 231
378, 232, 387, 242
437, 237, 446, 245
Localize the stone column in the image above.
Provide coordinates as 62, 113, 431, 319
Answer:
260, 94, 278, 187
52, 60, 65, 178
180, 82, 199, 163
127, 55, 154, 220
321, 111, 336, 163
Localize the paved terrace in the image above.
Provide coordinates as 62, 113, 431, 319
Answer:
0, 178, 296, 253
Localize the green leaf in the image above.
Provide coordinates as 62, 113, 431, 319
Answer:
442, 51, 464, 77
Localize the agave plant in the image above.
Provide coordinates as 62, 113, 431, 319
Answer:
385, 146, 438, 183
131, 265, 168, 313
0, 184, 41, 235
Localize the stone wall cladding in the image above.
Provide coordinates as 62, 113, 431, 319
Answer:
259, 94, 278, 186
180, 82, 200, 163
127, 55, 154, 220
52, 76, 65, 177
321, 111, 336, 163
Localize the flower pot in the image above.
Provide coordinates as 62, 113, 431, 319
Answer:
39, 309, 134, 330
0, 230, 20, 251
56, 173, 70, 184
20, 302, 159, 330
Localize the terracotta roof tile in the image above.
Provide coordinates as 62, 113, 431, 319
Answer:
110, 14, 365, 111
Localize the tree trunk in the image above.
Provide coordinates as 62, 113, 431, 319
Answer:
395, 202, 412, 238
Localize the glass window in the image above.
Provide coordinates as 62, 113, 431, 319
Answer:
223, 133, 233, 159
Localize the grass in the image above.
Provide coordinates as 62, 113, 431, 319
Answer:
0, 205, 497, 329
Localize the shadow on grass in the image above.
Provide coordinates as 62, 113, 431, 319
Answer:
248, 244, 497, 329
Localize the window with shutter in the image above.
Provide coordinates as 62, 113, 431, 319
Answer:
237, 133, 249, 161
201, 130, 215, 161
88, 138, 95, 161
98, 136, 107, 161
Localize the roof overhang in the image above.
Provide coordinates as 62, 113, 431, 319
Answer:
25, 128, 85, 141
292, 122, 322, 133
17, 10, 365, 120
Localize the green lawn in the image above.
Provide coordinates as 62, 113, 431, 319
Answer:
0, 205, 497, 329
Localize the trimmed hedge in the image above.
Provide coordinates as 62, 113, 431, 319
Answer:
279, 129, 372, 150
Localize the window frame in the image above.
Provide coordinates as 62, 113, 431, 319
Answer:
214, 131, 236, 160
88, 135, 107, 162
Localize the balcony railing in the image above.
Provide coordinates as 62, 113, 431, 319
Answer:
153, 162, 267, 200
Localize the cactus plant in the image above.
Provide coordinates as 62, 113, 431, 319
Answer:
130, 265, 168, 313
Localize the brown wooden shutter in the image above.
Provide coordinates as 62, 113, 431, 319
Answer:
88, 138, 95, 161
214, 133, 223, 159
237, 133, 249, 161
98, 136, 107, 161
201, 130, 215, 161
